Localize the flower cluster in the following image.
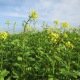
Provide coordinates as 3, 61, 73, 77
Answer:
62, 22, 69, 28
0, 32, 8, 40
49, 32, 59, 43
65, 41, 74, 48
29, 10, 39, 20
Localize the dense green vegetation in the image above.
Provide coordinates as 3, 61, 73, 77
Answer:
0, 11, 80, 80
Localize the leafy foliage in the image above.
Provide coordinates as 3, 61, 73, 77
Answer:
0, 10, 80, 80
0, 26, 80, 80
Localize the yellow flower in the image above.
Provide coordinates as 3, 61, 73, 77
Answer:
51, 32, 59, 39
65, 41, 74, 48
62, 22, 69, 28
29, 10, 39, 20
49, 32, 59, 43
0, 32, 8, 40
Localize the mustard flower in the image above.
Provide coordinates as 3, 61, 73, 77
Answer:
0, 32, 8, 40
65, 41, 74, 48
29, 10, 39, 20
49, 32, 59, 43
62, 22, 69, 28
50, 32, 59, 39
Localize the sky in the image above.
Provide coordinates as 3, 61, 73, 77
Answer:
0, 0, 80, 32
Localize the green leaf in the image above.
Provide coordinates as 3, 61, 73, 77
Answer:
0, 77, 4, 80
17, 56, 22, 61
0, 69, 9, 79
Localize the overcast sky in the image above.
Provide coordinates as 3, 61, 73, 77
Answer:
0, 0, 80, 31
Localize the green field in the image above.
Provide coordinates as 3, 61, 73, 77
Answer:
0, 11, 80, 80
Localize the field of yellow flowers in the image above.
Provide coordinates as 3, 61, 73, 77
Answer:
0, 11, 80, 80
